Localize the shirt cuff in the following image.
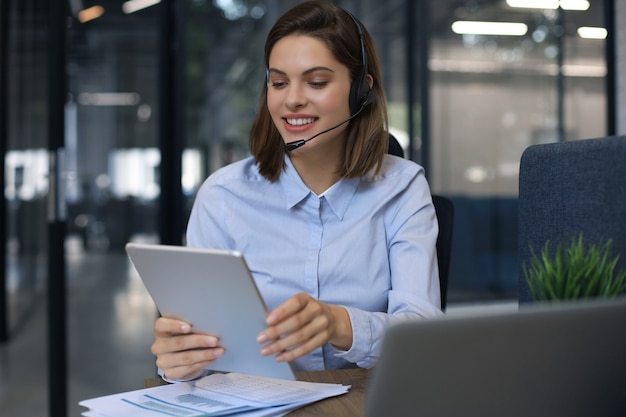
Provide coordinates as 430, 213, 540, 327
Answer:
331, 306, 375, 368
158, 367, 211, 383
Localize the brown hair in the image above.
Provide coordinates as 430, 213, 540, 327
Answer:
249, 0, 388, 181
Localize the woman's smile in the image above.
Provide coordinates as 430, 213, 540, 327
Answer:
282, 115, 318, 134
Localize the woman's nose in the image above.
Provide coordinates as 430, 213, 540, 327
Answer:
285, 84, 306, 109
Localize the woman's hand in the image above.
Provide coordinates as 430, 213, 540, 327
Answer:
256, 293, 353, 362
151, 317, 225, 381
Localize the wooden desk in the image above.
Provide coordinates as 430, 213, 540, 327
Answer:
144, 368, 369, 417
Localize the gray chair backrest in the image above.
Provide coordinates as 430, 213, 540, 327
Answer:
518, 136, 626, 303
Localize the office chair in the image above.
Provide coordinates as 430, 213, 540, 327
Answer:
518, 136, 626, 303
431, 195, 453, 310
387, 134, 453, 310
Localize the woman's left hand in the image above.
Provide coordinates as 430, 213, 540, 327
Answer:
256, 292, 353, 362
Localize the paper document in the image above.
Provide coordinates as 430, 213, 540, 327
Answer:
79, 372, 350, 417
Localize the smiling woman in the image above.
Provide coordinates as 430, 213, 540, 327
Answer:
151, 0, 442, 383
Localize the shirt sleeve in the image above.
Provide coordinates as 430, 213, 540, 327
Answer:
186, 177, 231, 249
333, 168, 443, 368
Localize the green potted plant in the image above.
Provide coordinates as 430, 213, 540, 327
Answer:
523, 234, 626, 301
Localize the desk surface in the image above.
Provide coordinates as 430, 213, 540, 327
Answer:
144, 368, 369, 417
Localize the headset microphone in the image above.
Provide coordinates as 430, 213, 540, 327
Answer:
284, 102, 367, 152
284, 113, 358, 152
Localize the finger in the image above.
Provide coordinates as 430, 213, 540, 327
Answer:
154, 317, 192, 336
275, 331, 329, 362
152, 333, 220, 356
273, 298, 326, 336
257, 311, 310, 346
266, 293, 310, 326
160, 347, 225, 381
157, 346, 225, 372
261, 296, 323, 342
260, 314, 330, 357
257, 299, 326, 349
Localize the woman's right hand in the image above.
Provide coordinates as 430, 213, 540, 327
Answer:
151, 317, 225, 381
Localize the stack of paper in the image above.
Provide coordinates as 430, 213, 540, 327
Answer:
80, 372, 350, 417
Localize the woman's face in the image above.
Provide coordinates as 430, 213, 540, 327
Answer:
266, 35, 352, 151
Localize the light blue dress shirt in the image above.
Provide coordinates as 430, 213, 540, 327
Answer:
186, 154, 442, 371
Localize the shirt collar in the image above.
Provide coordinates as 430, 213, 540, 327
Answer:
322, 177, 359, 220
280, 156, 360, 220
280, 156, 312, 209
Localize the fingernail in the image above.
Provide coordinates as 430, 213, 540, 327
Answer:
260, 347, 270, 356
214, 347, 225, 357
257, 333, 267, 343
180, 324, 190, 332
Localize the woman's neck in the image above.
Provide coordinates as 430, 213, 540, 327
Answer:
289, 147, 344, 195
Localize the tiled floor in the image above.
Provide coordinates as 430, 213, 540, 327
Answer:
0, 242, 517, 417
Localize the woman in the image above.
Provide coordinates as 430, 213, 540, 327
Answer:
152, 0, 441, 382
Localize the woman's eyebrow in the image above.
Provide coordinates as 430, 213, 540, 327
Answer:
267, 66, 335, 76
302, 66, 334, 75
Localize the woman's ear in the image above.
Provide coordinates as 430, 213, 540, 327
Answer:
365, 74, 374, 89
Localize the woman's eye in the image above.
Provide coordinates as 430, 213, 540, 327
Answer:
270, 81, 286, 89
309, 81, 328, 89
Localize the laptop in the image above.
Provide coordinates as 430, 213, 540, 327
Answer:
125, 242, 296, 380
364, 298, 626, 417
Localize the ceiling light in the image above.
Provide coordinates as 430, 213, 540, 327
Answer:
560, 0, 590, 10
122, 0, 161, 14
78, 93, 141, 106
506, 0, 559, 8
78, 5, 105, 23
577, 26, 608, 39
451, 21, 528, 36
506, 0, 589, 10
561, 64, 606, 77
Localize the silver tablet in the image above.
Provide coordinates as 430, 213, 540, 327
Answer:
125, 242, 296, 380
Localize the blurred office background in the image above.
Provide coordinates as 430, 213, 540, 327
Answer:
0, 0, 623, 416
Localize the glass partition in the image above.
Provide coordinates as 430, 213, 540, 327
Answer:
3, 0, 48, 337
66, 5, 161, 250
427, 1, 606, 296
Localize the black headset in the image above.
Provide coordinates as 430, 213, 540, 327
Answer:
346, 11, 373, 115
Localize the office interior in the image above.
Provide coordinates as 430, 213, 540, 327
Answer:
1, 0, 625, 416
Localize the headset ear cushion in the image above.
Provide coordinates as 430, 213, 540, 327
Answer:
349, 79, 372, 115
360, 83, 373, 107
